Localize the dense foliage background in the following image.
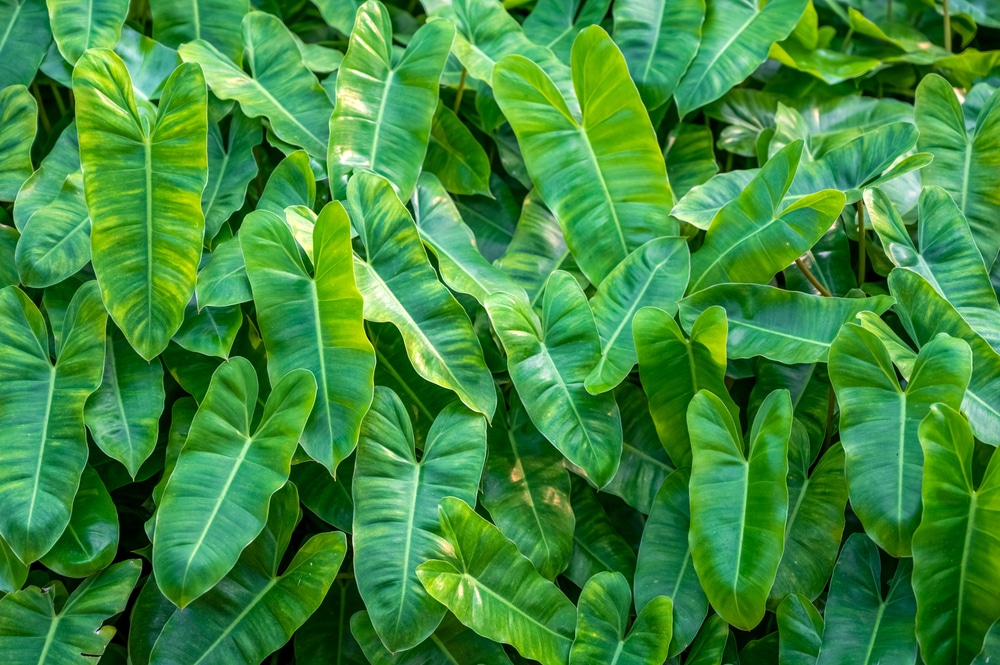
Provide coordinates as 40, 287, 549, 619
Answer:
1, 0, 1000, 662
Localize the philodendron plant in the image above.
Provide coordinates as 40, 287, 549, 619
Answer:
1, 0, 1000, 662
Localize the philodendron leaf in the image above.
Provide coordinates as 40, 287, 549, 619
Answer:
829, 323, 970, 557
585, 236, 690, 394
493, 25, 676, 286
816, 534, 917, 665
353, 387, 486, 652
203, 110, 261, 242
777, 594, 824, 665
417, 497, 577, 665
687, 388, 791, 631
242, 202, 375, 476
634, 470, 707, 658
0, 84, 36, 201
329, 0, 454, 200
196, 235, 252, 309
0, 282, 107, 563
74, 49, 208, 361
349, 172, 496, 418
149, 0, 246, 62
688, 141, 845, 293
352, 611, 514, 664
424, 101, 492, 197
566, 476, 636, 588
0, 559, 141, 663
679, 283, 895, 364
38, 466, 118, 578
153, 359, 317, 608
570, 572, 672, 664
605, 381, 674, 513
915, 74, 1000, 266
673, 0, 807, 117
912, 405, 1000, 665
0, 0, 50, 89
612, 0, 704, 110
523, 0, 611, 62
487, 271, 623, 488
179, 12, 332, 159
633, 305, 735, 468
14, 171, 90, 288
46, 0, 128, 64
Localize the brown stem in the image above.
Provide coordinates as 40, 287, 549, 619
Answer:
856, 200, 866, 287
453, 68, 467, 115
795, 258, 832, 297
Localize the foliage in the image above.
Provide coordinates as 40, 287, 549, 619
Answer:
1, 0, 999, 663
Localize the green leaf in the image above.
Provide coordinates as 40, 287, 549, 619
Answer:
292, 458, 354, 533
14, 172, 90, 288
114, 25, 181, 101
913, 404, 1000, 665
150, 0, 247, 63
679, 284, 895, 364
172, 303, 241, 359
13, 121, 79, 231
829, 324, 970, 556
178, 12, 332, 159
486, 271, 623, 487
687, 388, 791, 631
0, 559, 141, 664
0, 282, 107, 563
671, 169, 756, 230
481, 392, 573, 581
352, 610, 513, 665
815, 534, 917, 665
570, 572, 672, 665
777, 594, 823, 665
257, 150, 316, 216
0, 0, 50, 89
424, 102, 492, 197
74, 50, 208, 360
493, 25, 676, 285
586, 237, 689, 394
0, 84, 36, 201
973, 620, 1000, 665
915, 74, 1000, 266
348, 172, 495, 418
353, 387, 486, 652
312, 0, 362, 34
685, 614, 731, 665
242, 202, 375, 475
150, 486, 348, 664
633, 305, 734, 469
688, 141, 845, 292
295, 577, 367, 665
611, 0, 704, 110
664, 122, 719, 199
566, 476, 636, 588
634, 470, 707, 657
417, 497, 577, 665
38, 466, 117, 578
673, 0, 807, 117
604, 382, 674, 513
46, 0, 127, 64
412, 172, 526, 306
203, 110, 261, 242
153, 359, 317, 608
329, 0, 454, 200
890, 267, 1000, 445
523, 0, 611, 62
196, 235, 252, 309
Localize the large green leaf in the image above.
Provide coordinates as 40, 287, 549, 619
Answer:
0, 282, 107, 563
633, 305, 734, 468
330, 1, 453, 200
149, 0, 246, 63
777, 594, 823, 665
203, 110, 260, 242
634, 470, 707, 657
486, 271, 623, 487
569, 571, 672, 664
664, 122, 719, 199
604, 382, 673, 513
13, 121, 80, 231
242, 203, 375, 475
74, 50, 207, 361
585, 237, 690, 394
566, 475, 636, 587
153, 359, 317, 608
14, 172, 90, 288
0, 0, 50, 89
687, 388, 791, 631
829, 324, 970, 557
815, 534, 917, 665
493, 25, 675, 285
890, 268, 1000, 445
352, 611, 513, 665
348, 172, 495, 418
0, 559, 141, 664
353, 387, 486, 652
915, 74, 1000, 265
148, 486, 348, 664
688, 141, 845, 292
522, 0, 610, 61
611, 0, 703, 110
46, 0, 127, 64
424, 102, 492, 197
84, 325, 165, 478
481, 392, 573, 580
673, 0, 807, 117
0, 84, 35, 202
38, 466, 117, 578
196, 235, 252, 309
417, 497, 577, 665
679, 284, 895, 364
178, 12, 332, 159
912, 404, 1000, 665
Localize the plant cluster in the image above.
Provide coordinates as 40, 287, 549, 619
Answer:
1, 0, 999, 663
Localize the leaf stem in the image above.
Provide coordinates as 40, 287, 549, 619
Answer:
49, 83, 66, 116
453, 68, 467, 114
30, 83, 51, 133
942, 0, 951, 52
795, 258, 832, 297
856, 200, 866, 287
